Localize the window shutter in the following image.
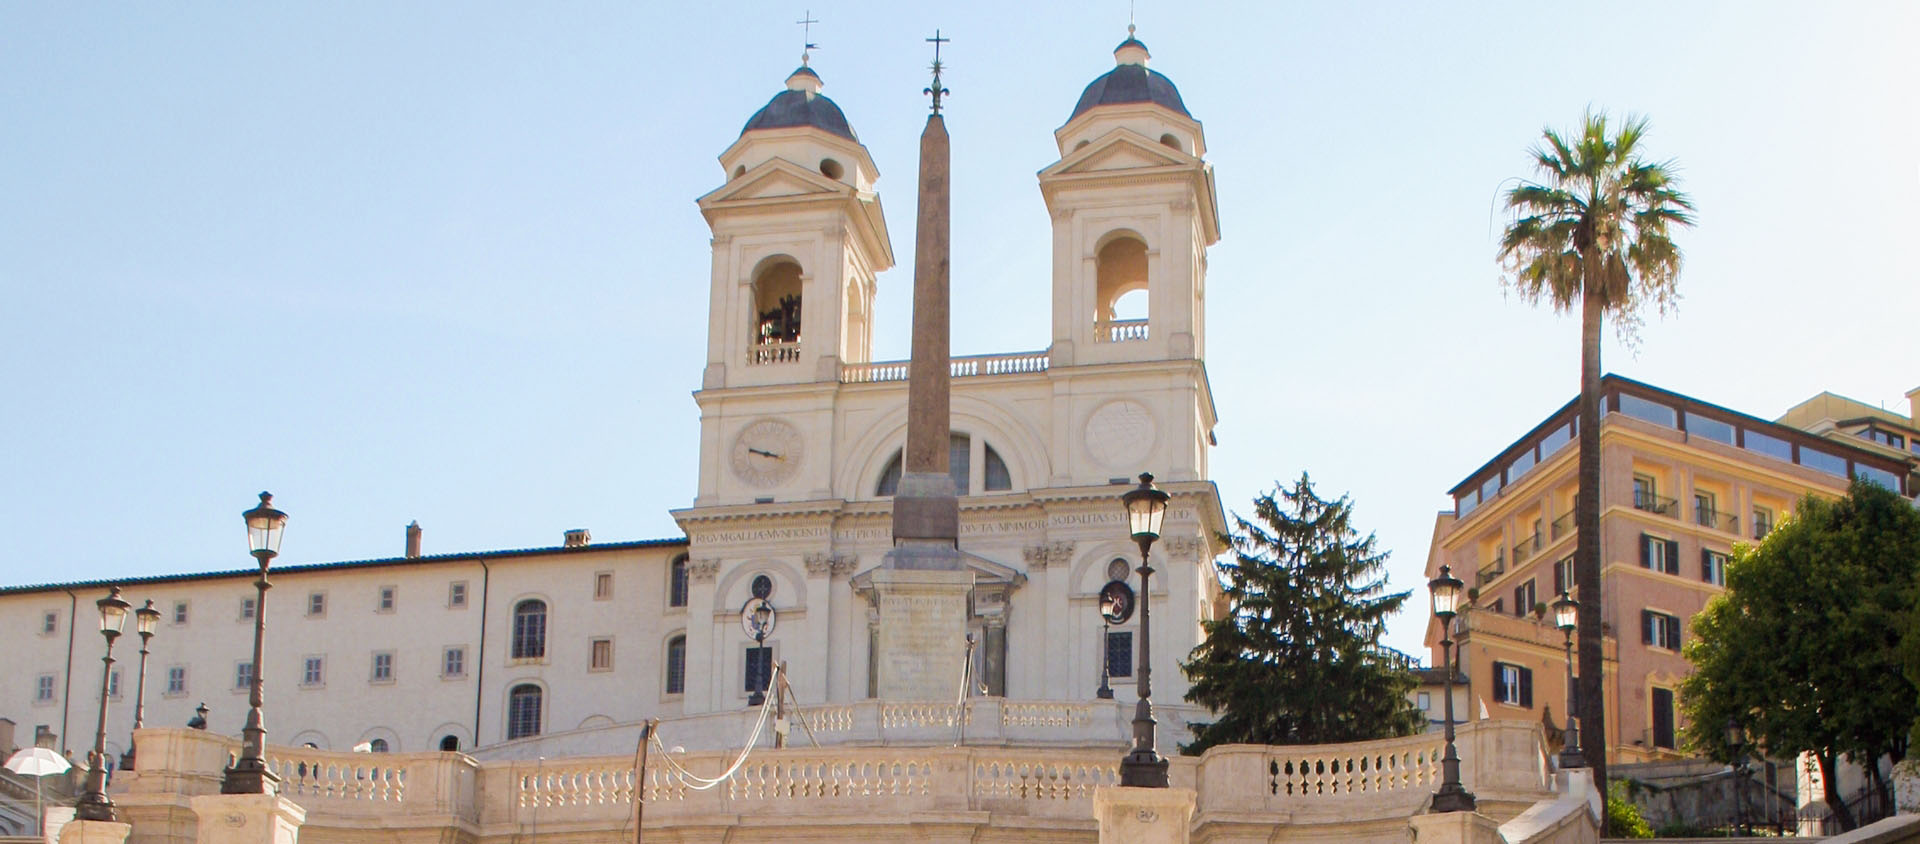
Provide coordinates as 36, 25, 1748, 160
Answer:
1514, 586, 1525, 615
1664, 540, 1680, 574
1640, 534, 1652, 569
1701, 548, 1712, 581
1519, 667, 1533, 708
1641, 611, 1654, 645
1493, 663, 1510, 703
1666, 615, 1681, 648
1553, 559, 1565, 595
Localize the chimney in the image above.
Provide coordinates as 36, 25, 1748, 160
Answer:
405, 521, 422, 559
564, 529, 591, 548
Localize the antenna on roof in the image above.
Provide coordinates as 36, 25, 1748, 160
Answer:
797, 10, 820, 65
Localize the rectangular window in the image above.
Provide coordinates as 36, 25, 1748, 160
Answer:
442, 647, 466, 678
1618, 393, 1677, 427
1508, 448, 1536, 482
1685, 412, 1736, 445
1417, 691, 1432, 711
1456, 489, 1479, 518
307, 592, 326, 617
1651, 687, 1677, 749
1694, 492, 1717, 527
449, 581, 468, 608
377, 586, 396, 612
1539, 422, 1574, 457
371, 652, 394, 682
1752, 506, 1775, 539
1106, 630, 1134, 678
1513, 579, 1537, 617
108, 669, 120, 698
240, 597, 256, 620
1632, 474, 1666, 513
1492, 662, 1533, 707
743, 645, 773, 694
1488, 598, 1505, 615
35, 674, 55, 702
1554, 556, 1575, 597
1702, 549, 1728, 587
1856, 464, 1901, 491
42, 611, 58, 635
173, 601, 189, 625
1743, 430, 1793, 462
590, 637, 613, 671
166, 666, 187, 695
594, 572, 614, 600
235, 661, 253, 690
665, 637, 686, 695
669, 558, 690, 608
1479, 475, 1501, 503
1641, 534, 1680, 575
303, 657, 325, 687
1800, 447, 1847, 477
1642, 610, 1682, 650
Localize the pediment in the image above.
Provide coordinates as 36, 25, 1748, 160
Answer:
1043, 129, 1192, 177
848, 551, 1028, 592
699, 159, 848, 206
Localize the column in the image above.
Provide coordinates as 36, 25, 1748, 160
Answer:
683, 558, 721, 714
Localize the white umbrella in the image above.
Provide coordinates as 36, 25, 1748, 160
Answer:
6, 747, 73, 837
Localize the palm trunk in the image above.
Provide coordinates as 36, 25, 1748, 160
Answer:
1819, 751, 1857, 831
1577, 290, 1607, 791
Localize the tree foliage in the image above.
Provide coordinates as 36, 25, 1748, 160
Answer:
1180, 473, 1420, 753
1681, 480, 1920, 831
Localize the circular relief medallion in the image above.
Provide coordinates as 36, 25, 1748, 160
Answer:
729, 419, 804, 488
1084, 400, 1155, 469
222, 813, 247, 828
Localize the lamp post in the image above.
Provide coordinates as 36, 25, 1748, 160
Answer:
743, 599, 776, 707
1552, 590, 1585, 769
119, 600, 162, 771
1096, 579, 1134, 701
222, 492, 286, 795
1427, 565, 1476, 812
1118, 472, 1169, 788
1096, 620, 1114, 699
1725, 717, 1747, 836
74, 586, 132, 822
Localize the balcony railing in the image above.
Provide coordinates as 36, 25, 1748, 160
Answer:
1094, 319, 1149, 343
1512, 533, 1541, 563
840, 350, 1050, 384
1693, 506, 1738, 534
1550, 512, 1573, 540
1633, 492, 1678, 517
1477, 554, 1506, 586
748, 341, 802, 366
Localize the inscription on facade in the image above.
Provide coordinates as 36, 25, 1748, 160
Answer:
692, 525, 831, 547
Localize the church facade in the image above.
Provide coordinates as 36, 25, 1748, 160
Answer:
0, 33, 1231, 760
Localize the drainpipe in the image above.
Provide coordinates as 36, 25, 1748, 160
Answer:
60, 590, 77, 755
474, 559, 491, 747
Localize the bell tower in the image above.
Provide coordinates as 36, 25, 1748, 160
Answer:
1038, 30, 1219, 368
697, 61, 893, 390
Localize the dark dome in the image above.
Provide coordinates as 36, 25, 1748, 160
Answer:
1069, 64, 1190, 121
741, 67, 857, 141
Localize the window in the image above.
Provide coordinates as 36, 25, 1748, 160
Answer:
1107, 558, 1133, 582
368, 738, 389, 753
590, 638, 613, 671
108, 669, 120, 698
1685, 412, 1736, 445
240, 597, 256, 620
303, 656, 325, 687
173, 601, 189, 625
1493, 662, 1533, 707
511, 600, 547, 660
594, 572, 613, 600
371, 652, 394, 683
1651, 688, 1676, 749
750, 259, 803, 349
166, 666, 186, 695
1642, 610, 1682, 650
234, 662, 253, 690
34, 674, 55, 702
1417, 691, 1432, 711
1488, 598, 1505, 615
1479, 475, 1501, 503
42, 611, 58, 635
1456, 489, 1480, 517
377, 586, 396, 612
744, 645, 773, 694
666, 636, 687, 695
1618, 393, 1676, 427
1693, 492, 1717, 527
1539, 422, 1574, 458
1513, 579, 1537, 617
1752, 506, 1775, 539
448, 581, 468, 608
1105, 630, 1134, 678
1553, 556, 1575, 597
875, 434, 1009, 496
1640, 534, 1679, 575
984, 446, 1012, 491
439, 736, 460, 752
307, 592, 326, 617
1632, 474, 1665, 513
507, 684, 543, 740
442, 647, 466, 678
1702, 549, 1728, 587
1509, 448, 1537, 483
1856, 464, 1901, 491
668, 557, 689, 607
1800, 447, 1847, 477
1743, 430, 1793, 462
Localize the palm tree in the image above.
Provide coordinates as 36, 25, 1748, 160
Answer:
1498, 112, 1693, 789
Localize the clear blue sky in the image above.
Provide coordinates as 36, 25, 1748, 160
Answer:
3, 2, 1915, 660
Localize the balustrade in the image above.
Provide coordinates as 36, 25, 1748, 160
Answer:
1094, 319, 1149, 343
840, 351, 1048, 384
748, 341, 802, 366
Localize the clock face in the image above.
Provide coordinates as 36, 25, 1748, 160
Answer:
730, 419, 804, 488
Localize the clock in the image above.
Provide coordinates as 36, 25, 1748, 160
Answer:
730, 419, 804, 488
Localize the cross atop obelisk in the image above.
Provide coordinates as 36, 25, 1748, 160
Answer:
924, 30, 950, 114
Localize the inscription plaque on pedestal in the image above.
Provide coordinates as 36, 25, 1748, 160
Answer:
871, 567, 974, 700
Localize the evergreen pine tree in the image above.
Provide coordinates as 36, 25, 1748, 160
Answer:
1180, 473, 1422, 753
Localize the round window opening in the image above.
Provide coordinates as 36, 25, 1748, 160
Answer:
819, 158, 844, 180
751, 574, 774, 600
732, 165, 746, 179
1106, 558, 1132, 581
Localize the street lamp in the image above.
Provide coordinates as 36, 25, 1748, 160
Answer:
743, 598, 776, 707
222, 492, 286, 795
1552, 590, 1585, 769
1725, 717, 1748, 835
74, 586, 132, 822
1118, 472, 1169, 788
1427, 565, 1476, 813
120, 600, 162, 770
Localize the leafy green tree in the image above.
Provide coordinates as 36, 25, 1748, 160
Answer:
1180, 473, 1421, 753
1681, 480, 1920, 831
1499, 111, 1694, 788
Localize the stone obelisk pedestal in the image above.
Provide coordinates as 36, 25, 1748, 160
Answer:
54, 817, 129, 844
189, 793, 306, 844
871, 565, 973, 699
1093, 786, 1195, 844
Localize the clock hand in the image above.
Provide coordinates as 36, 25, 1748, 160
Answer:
747, 447, 783, 459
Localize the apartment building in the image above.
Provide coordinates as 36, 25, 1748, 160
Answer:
1424, 375, 1914, 764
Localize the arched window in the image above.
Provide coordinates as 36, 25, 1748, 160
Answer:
876, 434, 1012, 496
668, 555, 689, 608
367, 738, 389, 753
507, 684, 543, 740
439, 735, 460, 752
1095, 235, 1149, 342
511, 600, 547, 660
665, 635, 686, 695
751, 259, 803, 363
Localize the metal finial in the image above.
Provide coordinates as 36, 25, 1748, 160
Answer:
924, 29, 951, 114
797, 10, 819, 65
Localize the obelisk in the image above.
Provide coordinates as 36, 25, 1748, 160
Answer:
872, 32, 974, 701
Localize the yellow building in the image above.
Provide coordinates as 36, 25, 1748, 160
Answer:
1425, 375, 1915, 764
